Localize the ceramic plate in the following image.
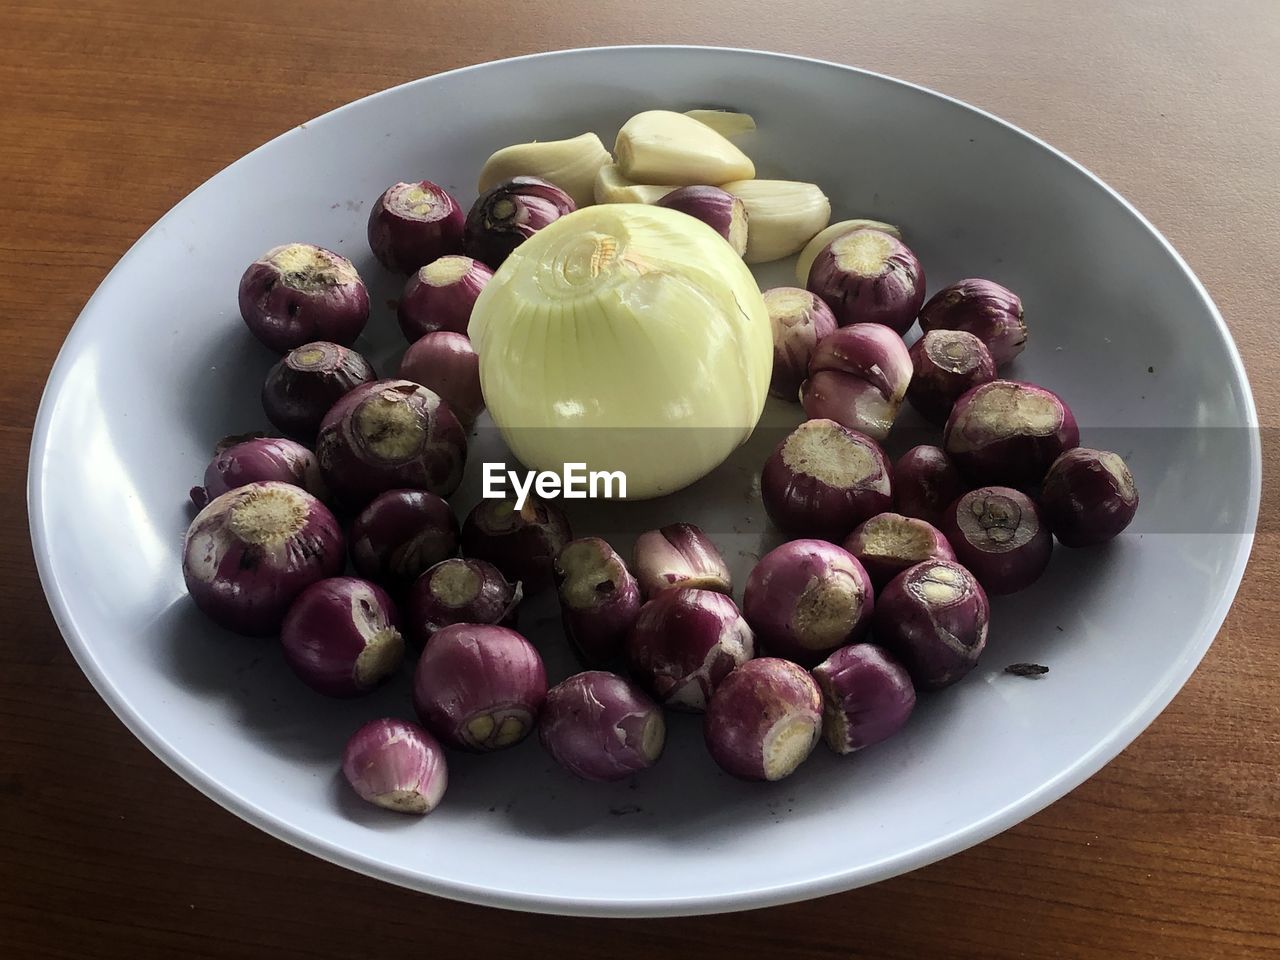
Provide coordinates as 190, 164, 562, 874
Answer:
28, 46, 1260, 917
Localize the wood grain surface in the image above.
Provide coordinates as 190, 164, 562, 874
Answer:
3, 1, 1278, 957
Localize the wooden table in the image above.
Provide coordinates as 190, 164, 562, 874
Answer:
3, 1, 1277, 956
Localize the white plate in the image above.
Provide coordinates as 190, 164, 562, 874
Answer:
28, 46, 1260, 917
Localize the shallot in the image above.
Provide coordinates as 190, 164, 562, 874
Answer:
182, 481, 344, 636
539, 671, 665, 782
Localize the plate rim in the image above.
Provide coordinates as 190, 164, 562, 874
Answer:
26, 43, 1263, 917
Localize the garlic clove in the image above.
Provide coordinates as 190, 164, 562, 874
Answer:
593, 164, 676, 204
615, 110, 755, 186
722, 180, 831, 264
478, 133, 612, 209
795, 218, 903, 285
684, 109, 757, 139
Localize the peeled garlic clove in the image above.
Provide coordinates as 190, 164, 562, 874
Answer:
684, 109, 757, 139
593, 164, 676, 205
722, 180, 831, 264
615, 110, 755, 186
795, 218, 903, 285
478, 133, 612, 209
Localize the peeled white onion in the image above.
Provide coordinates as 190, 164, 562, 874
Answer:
469, 204, 772, 499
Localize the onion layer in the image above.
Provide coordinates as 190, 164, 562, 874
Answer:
469, 204, 772, 500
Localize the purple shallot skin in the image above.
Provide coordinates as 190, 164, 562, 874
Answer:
539, 671, 665, 782
368, 180, 465, 273
412, 624, 546, 752
342, 718, 448, 815
181, 481, 345, 636
812, 644, 916, 754
405, 557, 521, 647
918, 278, 1027, 366
763, 287, 838, 401
761, 418, 893, 540
656, 185, 749, 256
872, 559, 990, 690
940, 486, 1053, 595
806, 229, 925, 334
800, 323, 912, 441
626, 588, 754, 712
190, 437, 327, 509
261, 341, 376, 441
316, 379, 467, 507
1038, 448, 1139, 547
238, 243, 370, 353
842, 512, 955, 590
906, 329, 997, 425
349, 489, 458, 594
463, 176, 576, 269
742, 539, 874, 667
892, 445, 968, 527
398, 331, 484, 427
460, 496, 572, 588
280, 577, 404, 698
554, 538, 642, 666
704, 658, 823, 781
631, 522, 732, 599
397, 255, 493, 341
944, 379, 1079, 488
